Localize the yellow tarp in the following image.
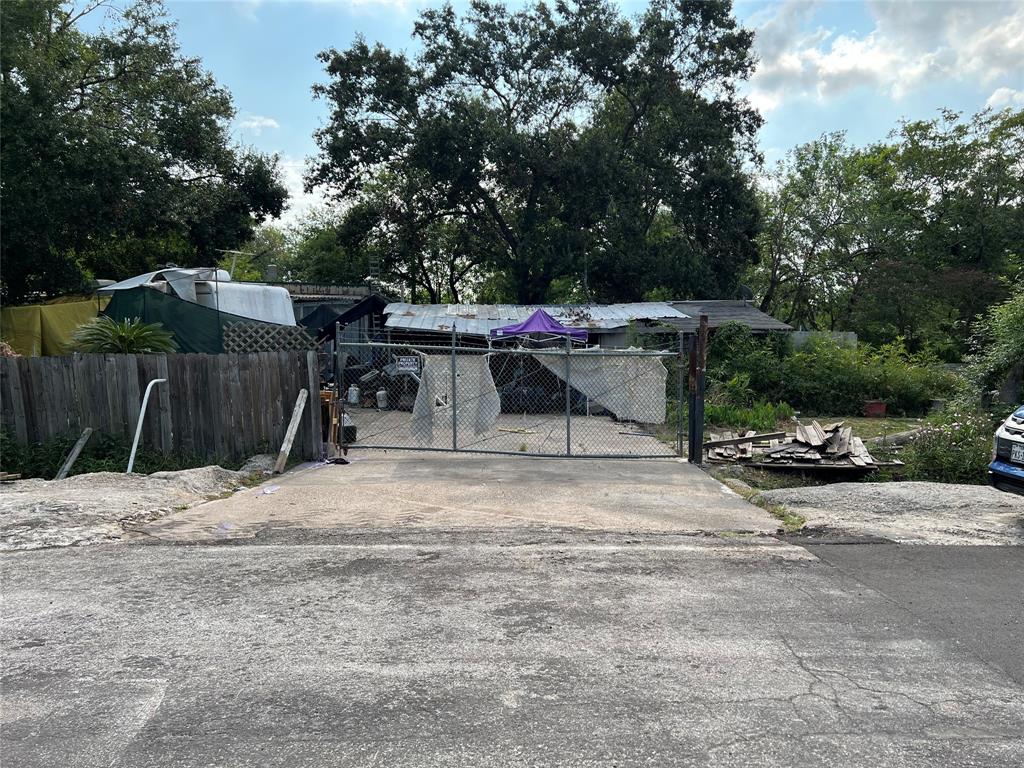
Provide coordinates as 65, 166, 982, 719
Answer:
0, 298, 106, 356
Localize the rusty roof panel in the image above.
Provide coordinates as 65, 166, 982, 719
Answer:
383, 302, 689, 335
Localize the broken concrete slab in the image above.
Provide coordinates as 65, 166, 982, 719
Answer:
757, 481, 1024, 544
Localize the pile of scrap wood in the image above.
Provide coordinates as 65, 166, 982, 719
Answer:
705, 420, 895, 471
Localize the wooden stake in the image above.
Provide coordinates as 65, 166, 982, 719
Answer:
55, 427, 93, 480
274, 389, 309, 474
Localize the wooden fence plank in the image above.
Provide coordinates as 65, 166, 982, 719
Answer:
123, 354, 142, 440
306, 350, 321, 459
155, 354, 173, 454
6, 360, 28, 444
6, 352, 322, 463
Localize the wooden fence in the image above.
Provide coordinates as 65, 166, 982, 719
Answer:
0, 352, 322, 462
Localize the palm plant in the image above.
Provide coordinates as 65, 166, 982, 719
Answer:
69, 316, 177, 354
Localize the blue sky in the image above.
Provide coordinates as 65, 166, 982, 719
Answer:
157, 0, 1024, 223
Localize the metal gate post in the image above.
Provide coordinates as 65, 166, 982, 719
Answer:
677, 332, 686, 457
694, 314, 709, 467
451, 323, 458, 451
565, 336, 572, 456
687, 334, 697, 462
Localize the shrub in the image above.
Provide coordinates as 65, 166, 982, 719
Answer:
70, 316, 176, 353
964, 286, 1024, 401
900, 409, 997, 484
0, 429, 238, 479
704, 401, 795, 432
706, 323, 955, 416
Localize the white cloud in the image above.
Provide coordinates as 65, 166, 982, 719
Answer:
748, 0, 1024, 112
986, 86, 1024, 109
273, 156, 328, 228
237, 114, 280, 135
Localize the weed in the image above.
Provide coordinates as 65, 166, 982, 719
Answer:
0, 428, 246, 480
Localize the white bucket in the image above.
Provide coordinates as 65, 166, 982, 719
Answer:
376, 389, 388, 410
347, 385, 360, 405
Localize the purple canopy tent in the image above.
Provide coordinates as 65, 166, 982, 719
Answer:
489, 309, 588, 341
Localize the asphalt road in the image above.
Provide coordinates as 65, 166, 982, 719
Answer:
3, 529, 1023, 767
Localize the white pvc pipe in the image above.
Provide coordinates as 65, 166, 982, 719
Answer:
127, 378, 167, 473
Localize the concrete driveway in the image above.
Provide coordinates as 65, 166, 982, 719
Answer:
138, 450, 776, 542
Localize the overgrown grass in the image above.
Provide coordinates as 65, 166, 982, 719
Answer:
716, 476, 806, 532
0, 429, 249, 480
899, 408, 1002, 485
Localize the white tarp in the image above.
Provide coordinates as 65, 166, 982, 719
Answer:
534, 348, 668, 424
412, 355, 501, 446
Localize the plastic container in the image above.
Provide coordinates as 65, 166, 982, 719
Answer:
376, 389, 388, 410
347, 385, 360, 405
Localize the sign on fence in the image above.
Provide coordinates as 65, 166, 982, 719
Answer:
395, 355, 420, 374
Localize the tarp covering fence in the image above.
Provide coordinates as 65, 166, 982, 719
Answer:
412, 355, 501, 446
0, 299, 105, 357
533, 348, 668, 424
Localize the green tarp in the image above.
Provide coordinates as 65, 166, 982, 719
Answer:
103, 286, 257, 353
0, 298, 105, 356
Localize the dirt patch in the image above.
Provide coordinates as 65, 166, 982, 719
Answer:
0, 467, 249, 550
756, 481, 1024, 544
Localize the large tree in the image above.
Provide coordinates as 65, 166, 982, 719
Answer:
307, 0, 761, 304
749, 108, 1024, 357
0, 0, 287, 303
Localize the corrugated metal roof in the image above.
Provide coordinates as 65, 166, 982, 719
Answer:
665, 301, 792, 333
384, 302, 689, 335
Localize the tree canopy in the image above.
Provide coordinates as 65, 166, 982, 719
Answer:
307, 0, 761, 304
0, 0, 288, 303
748, 108, 1024, 358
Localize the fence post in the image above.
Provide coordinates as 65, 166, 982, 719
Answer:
687, 335, 697, 462
451, 323, 458, 451
565, 336, 572, 456
677, 332, 686, 457
694, 314, 709, 467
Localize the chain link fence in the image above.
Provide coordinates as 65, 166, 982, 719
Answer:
335, 334, 684, 458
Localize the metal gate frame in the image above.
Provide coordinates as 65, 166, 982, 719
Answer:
334, 325, 705, 460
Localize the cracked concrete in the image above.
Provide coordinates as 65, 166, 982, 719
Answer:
2, 531, 1022, 767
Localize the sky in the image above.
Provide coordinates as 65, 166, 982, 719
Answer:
153, 0, 1024, 225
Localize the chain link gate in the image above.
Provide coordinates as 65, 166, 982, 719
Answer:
334, 334, 686, 458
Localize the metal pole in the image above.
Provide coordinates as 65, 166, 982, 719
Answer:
565, 336, 572, 456
677, 332, 685, 457
451, 323, 458, 451
695, 314, 709, 467
334, 320, 341, 387
127, 378, 167, 473
687, 334, 697, 463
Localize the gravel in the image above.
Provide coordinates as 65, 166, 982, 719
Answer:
0, 466, 249, 550
756, 481, 1024, 544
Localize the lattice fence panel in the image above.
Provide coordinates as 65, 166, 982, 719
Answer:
223, 322, 318, 354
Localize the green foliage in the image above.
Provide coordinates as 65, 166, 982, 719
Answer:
0, 429, 237, 479
900, 409, 998, 484
705, 401, 795, 432
69, 316, 177, 354
307, 0, 761, 304
0, 0, 287, 303
748, 109, 1024, 359
964, 285, 1024, 399
706, 323, 956, 415
668, 398, 794, 432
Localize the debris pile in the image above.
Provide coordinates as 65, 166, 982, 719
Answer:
706, 420, 893, 471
